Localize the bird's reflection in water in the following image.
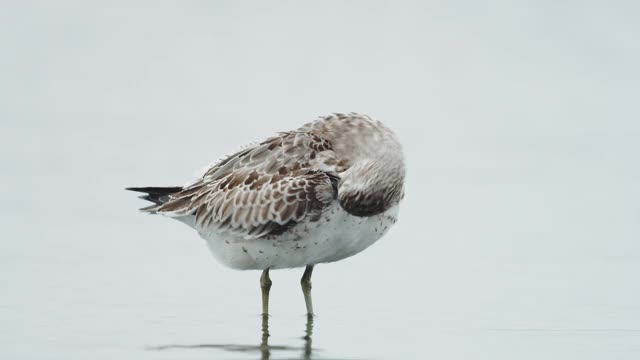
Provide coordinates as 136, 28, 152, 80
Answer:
150, 314, 316, 360
259, 314, 314, 360
302, 314, 313, 359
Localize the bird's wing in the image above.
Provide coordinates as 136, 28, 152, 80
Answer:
147, 132, 342, 239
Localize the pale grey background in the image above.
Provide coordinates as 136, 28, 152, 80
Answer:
2, 1, 639, 359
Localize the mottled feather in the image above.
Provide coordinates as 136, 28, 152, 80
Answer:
127, 113, 406, 270
144, 131, 341, 239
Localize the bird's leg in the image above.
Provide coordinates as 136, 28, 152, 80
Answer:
300, 265, 314, 315
260, 268, 272, 316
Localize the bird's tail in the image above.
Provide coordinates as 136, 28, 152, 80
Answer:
126, 186, 183, 211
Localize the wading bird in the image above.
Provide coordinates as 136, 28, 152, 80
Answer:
127, 113, 405, 315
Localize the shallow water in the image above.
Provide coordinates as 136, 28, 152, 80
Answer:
3, 1, 640, 358
4, 175, 640, 359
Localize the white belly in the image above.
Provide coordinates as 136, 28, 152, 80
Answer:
197, 204, 399, 270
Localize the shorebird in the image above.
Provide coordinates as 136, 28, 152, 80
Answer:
127, 113, 405, 315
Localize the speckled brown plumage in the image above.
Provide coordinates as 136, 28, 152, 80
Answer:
140, 131, 342, 239
128, 112, 405, 250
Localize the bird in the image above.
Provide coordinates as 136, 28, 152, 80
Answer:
126, 113, 405, 316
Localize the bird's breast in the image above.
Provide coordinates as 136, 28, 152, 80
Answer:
200, 203, 400, 270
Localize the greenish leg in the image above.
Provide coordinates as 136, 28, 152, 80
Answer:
260, 268, 272, 316
300, 265, 314, 315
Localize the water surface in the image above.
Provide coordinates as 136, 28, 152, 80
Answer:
2, 1, 640, 359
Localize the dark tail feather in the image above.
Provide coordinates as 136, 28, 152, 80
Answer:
126, 186, 183, 205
